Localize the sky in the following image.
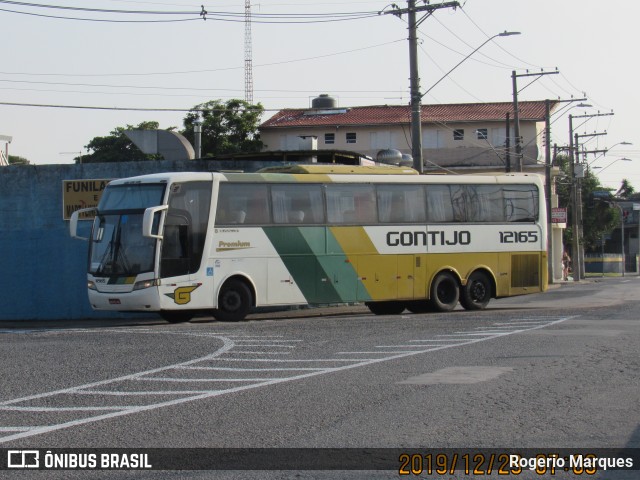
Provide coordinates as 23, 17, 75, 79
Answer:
1, 0, 639, 191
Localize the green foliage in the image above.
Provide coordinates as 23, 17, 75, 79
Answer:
182, 99, 264, 157
615, 179, 635, 199
80, 100, 264, 163
556, 154, 620, 251
8, 155, 30, 165
81, 121, 162, 164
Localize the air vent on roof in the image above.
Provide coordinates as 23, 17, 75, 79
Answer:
399, 153, 413, 167
376, 149, 403, 165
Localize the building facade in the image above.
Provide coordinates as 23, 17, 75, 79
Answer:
260, 100, 555, 171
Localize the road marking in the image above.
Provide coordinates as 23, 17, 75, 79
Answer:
138, 377, 288, 383
0, 406, 133, 412
230, 345, 296, 348
175, 366, 325, 372
337, 351, 423, 354
75, 390, 212, 396
221, 351, 291, 355
0, 315, 574, 443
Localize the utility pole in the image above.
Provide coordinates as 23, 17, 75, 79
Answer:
382, 1, 460, 173
569, 111, 614, 280
511, 70, 558, 171
544, 98, 586, 283
408, 1, 422, 172
505, 112, 511, 173
545, 100, 553, 283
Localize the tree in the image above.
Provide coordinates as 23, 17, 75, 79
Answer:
614, 179, 635, 199
182, 99, 264, 157
8, 155, 30, 165
556, 155, 619, 252
81, 121, 163, 164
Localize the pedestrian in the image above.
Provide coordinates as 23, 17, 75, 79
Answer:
562, 250, 571, 281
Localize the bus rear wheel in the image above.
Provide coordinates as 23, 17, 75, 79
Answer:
214, 279, 252, 322
365, 301, 405, 315
429, 272, 459, 312
459, 271, 492, 310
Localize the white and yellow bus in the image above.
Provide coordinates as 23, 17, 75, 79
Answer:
70, 165, 547, 322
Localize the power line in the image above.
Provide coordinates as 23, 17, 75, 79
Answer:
0, 39, 404, 78
0, 100, 276, 112
0, 1, 380, 23
0, 7, 201, 22
0, 0, 196, 14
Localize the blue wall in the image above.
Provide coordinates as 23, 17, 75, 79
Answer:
0, 159, 279, 321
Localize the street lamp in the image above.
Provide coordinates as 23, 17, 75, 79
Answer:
421, 31, 521, 99
592, 157, 632, 175
411, 30, 520, 172
588, 141, 632, 168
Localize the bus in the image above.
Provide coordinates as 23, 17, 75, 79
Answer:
69, 165, 547, 322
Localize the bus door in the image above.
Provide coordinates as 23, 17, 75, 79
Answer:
159, 182, 212, 309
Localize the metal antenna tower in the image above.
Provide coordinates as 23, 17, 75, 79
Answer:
244, 0, 254, 104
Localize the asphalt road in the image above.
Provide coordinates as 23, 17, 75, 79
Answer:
1, 277, 638, 479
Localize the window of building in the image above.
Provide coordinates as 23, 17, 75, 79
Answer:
346, 132, 357, 144
423, 129, 444, 149
453, 129, 464, 141
324, 133, 335, 145
476, 128, 488, 140
370, 131, 395, 150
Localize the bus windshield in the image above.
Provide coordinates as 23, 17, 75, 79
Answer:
89, 213, 156, 276
98, 183, 166, 212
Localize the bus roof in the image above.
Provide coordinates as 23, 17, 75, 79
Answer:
256, 164, 419, 175
105, 169, 544, 188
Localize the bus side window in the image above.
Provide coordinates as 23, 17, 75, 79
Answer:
271, 184, 323, 224
426, 185, 456, 222
505, 185, 539, 222
326, 184, 375, 224
377, 184, 426, 223
467, 185, 505, 222
216, 184, 270, 225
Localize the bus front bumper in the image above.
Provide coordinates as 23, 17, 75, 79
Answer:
88, 287, 161, 312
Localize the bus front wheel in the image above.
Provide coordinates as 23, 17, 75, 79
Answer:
214, 279, 252, 322
459, 271, 492, 310
429, 272, 459, 312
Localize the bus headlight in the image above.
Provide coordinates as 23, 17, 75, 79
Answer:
133, 279, 159, 291
88, 281, 97, 291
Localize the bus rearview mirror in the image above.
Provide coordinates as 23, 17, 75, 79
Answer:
69, 208, 97, 240
143, 205, 168, 239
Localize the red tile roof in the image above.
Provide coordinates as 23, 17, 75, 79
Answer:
260, 101, 555, 129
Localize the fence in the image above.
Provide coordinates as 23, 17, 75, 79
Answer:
584, 254, 638, 275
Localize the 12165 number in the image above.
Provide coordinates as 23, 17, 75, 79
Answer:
499, 231, 538, 244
